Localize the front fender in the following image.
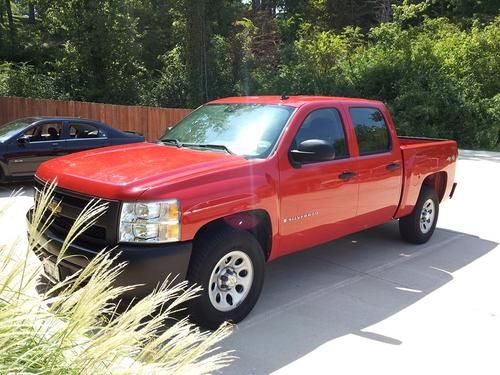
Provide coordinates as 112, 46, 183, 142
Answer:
137, 159, 280, 251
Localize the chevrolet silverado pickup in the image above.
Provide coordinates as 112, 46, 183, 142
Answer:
31, 96, 458, 329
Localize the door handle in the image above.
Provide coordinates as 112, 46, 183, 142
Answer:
386, 163, 401, 171
339, 171, 356, 181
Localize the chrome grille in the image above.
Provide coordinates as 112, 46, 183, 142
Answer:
34, 178, 120, 248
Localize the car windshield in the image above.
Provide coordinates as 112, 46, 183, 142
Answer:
0, 119, 32, 142
160, 104, 295, 157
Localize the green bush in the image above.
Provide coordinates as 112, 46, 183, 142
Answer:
0, 63, 61, 99
140, 46, 189, 108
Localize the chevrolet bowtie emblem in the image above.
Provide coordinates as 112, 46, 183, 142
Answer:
48, 200, 62, 216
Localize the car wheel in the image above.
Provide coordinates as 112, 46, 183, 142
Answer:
399, 185, 439, 244
187, 227, 265, 329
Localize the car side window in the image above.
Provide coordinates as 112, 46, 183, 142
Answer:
68, 123, 105, 139
23, 123, 62, 142
349, 107, 391, 155
293, 108, 349, 159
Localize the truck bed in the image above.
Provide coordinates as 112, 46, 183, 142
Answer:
398, 136, 453, 148
395, 136, 458, 218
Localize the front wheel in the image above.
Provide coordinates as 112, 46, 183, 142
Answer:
399, 185, 439, 244
187, 228, 265, 329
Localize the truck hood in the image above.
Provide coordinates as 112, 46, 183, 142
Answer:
36, 143, 249, 200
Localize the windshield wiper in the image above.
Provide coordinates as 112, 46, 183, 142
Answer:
183, 143, 234, 155
160, 139, 234, 154
160, 138, 183, 148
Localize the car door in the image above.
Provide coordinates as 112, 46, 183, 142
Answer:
63, 121, 111, 154
278, 106, 359, 255
6, 121, 65, 176
348, 107, 403, 228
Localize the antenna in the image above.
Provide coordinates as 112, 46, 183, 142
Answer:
280, 94, 289, 100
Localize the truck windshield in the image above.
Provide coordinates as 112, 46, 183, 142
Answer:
160, 104, 295, 157
0, 119, 32, 142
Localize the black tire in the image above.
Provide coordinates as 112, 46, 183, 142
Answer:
399, 185, 439, 244
187, 227, 265, 329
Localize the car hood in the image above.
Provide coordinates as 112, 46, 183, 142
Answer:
36, 143, 250, 200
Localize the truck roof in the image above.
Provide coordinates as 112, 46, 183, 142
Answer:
208, 95, 383, 107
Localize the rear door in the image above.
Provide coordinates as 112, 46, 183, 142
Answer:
6, 121, 65, 176
348, 107, 403, 228
278, 106, 359, 255
62, 121, 111, 154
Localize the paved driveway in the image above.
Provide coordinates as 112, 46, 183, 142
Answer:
1, 150, 499, 375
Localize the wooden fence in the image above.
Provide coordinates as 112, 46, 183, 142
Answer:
0, 96, 192, 142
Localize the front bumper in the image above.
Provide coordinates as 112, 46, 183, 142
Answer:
32, 222, 192, 299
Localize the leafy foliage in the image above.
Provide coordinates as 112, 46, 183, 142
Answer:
0, 0, 498, 149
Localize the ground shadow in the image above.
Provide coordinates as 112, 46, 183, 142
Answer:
220, 222, 497, 374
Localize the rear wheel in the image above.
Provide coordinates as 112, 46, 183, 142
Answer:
187, 227, 265, 329
399, 185, 439, 244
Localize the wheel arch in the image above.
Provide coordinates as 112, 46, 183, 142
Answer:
422, 171, 448, 202
192, 209, 273, 261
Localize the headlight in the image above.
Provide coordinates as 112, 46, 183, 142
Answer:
119, 200, 180, 243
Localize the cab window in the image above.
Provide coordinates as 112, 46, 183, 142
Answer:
23, 123, 62, 142
349, 107, 391, 155
293, 108, 349, 159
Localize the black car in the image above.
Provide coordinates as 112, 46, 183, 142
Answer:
0, 117, 145, 182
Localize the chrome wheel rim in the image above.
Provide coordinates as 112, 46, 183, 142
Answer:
420, 199, 435, 234
208, 250, 254, 312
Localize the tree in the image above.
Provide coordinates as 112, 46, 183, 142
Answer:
46, 0, 144, 104
5, 0, 14, 44
185, 0, 208, 106
28, 2, 35, 23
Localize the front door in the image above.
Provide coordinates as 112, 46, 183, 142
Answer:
278, 107, 359, 255
6, 121, 65, 176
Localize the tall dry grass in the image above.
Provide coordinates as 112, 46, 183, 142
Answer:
0, 182, 234, 374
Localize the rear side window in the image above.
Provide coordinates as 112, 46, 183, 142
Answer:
350, 108, 391, 155
68, 123, 105, 139
294, 108, 349, 159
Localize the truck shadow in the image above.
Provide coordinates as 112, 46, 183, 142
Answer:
221, 222, 497, 374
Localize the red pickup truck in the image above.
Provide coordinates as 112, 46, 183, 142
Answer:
32, 96, 457, 328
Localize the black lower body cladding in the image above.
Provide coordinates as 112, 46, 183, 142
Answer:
30, 211, 193, 298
